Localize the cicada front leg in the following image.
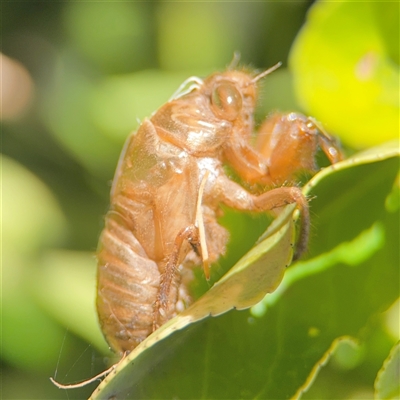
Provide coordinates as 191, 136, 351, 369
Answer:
222, 113, 343, 258
152, 169, 214, 330
254, 112, 343, 186
153, 224, 201, 331
250, 112, 343, 255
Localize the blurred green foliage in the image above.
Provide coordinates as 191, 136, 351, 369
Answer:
290, 1, 399, 148
1, 1, 398, 399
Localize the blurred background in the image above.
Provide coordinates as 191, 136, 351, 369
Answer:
1, 1, 398, 399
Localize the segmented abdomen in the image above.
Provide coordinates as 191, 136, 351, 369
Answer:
96, 208, 161, 354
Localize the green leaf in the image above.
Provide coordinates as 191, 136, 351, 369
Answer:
289, 1, 399, 148
374, 342, 400, 400
302, 140, 400, 256
90, 142, 399, 399
294, 336, 361, 398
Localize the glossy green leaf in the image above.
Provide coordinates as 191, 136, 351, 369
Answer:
90, 142, 399, 399
374, 342, 400, 400
302, 140, 400, 256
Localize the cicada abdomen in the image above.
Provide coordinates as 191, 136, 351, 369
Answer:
97, 211, 159, 353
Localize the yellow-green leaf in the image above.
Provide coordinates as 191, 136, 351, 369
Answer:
290, 1, 399, 148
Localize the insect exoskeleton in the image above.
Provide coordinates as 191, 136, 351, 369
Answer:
96, 64, 343, 354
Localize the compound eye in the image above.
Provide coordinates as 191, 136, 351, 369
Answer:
211, 82, 242, 121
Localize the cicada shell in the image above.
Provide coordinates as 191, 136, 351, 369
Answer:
96, 64, 343, 354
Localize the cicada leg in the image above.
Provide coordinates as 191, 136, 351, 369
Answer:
153, 224, 201, 331
213, 174, 310, 260
252, 185, 310, 259
255, 112, 344, 186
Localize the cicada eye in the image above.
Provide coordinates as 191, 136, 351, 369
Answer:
211, 82, 242, 121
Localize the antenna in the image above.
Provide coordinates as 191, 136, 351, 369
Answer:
249, 62, 282, 85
